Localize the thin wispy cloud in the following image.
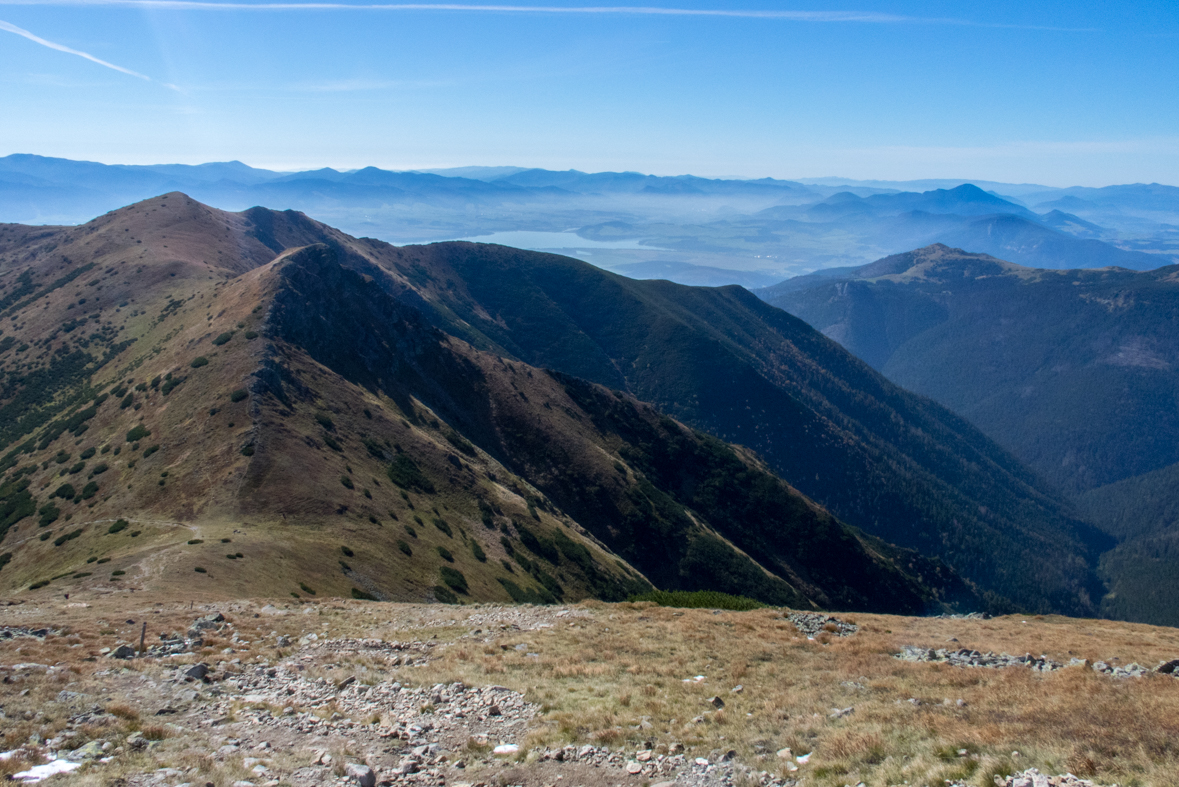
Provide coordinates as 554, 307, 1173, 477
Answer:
0, 18, 152, 78
0, 18, 182, 88
0, 2, 1097, 32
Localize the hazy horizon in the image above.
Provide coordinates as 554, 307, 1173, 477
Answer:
1, 2, 1176, 187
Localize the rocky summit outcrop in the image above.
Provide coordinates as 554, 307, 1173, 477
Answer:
897, 644, 1179, 679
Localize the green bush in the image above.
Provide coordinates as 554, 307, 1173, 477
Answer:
190, 356, 209, 368
627, 589, 765, 611
126, 425, 151, 442
517, 523, 559, 564
212, 331, 234, 346
161, 376, 185, 395
244, 331, 259, 340
142, 445, 159, 458
39, 531, 51, 541
340, 475, 354, 490
194, 567, 206, 573
322, 433, 342, 452
351, 587, 378, 600
398, 540, 412, 555
112, 569, 125, 576
404, 524, 417, 538
80, 481, 99, 500
436, 545, 454, 562
90, 462, 108, 476
299, 582, 317, 595
67, 461, 85, 475
29, 579, 50, 590
497, 577, 556, 605
0, 552, 12, 572
241, 444, 255, 456
80, 446, 96, 460
187, 539, 203, 545
37, 503, 60, 527
120, 394, 133, 409
471, 540, 487, 562
107, 519, 128, 534
315, 413, 334, 430
387, 454, 434, 493
433, 584, 458, 604
432, 517, 453, 537
341, 546, 354, 557
229, 389, 248, 403
52, 483, 76, 499
54, 529, 83, 546
440, 565, 468, 593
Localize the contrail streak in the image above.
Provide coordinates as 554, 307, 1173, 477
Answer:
0, 18, 151, 79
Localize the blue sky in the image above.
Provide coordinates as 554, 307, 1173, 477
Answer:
1, 1, 1176, 185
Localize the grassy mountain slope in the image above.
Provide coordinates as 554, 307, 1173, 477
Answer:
0, 196, 964, 613
758, 243, 1179, 624
759, 244, 1179, 496
297, 238, 1108, 616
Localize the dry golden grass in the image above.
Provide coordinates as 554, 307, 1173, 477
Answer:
3, 595, 1179, 786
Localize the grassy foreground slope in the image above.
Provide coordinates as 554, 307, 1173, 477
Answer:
5, 595, 1179, 787
0, 196, 964, 613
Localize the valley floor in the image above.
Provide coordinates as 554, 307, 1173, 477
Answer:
1, 593, 1177, 787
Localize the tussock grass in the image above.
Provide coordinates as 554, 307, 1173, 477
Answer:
5, 597, 1179, 786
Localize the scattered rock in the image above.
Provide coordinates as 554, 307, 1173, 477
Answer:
787, 612, 858, 637
345, 762, 376, 787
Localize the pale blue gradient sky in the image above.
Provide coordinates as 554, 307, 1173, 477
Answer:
0, 1, 1176, 185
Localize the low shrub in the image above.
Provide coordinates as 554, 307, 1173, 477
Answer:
433, 584, 458, 604
229, 389, 248, 402
440, 565, 468, 593
627, 589, 765, 611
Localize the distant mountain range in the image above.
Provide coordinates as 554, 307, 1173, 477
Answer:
1, 155, 1176, 285
758, 243, 1179, 624
0, 193, 1120, 617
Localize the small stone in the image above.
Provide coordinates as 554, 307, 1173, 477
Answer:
694, 757, 709, 766
492, 744, 519, 756
636, 750, 652, 762
730, 684, 743, 693
707, 696, 725, 709
345, 763, 376, 787
185, 663, 210, 681
776, 748, 792, 759
487, 704, 502, 716
109, 645, 135, 660
336, 676, 356, 691
626, 761, 643, 774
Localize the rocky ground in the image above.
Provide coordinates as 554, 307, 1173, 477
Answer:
4, 597, 1174, 787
